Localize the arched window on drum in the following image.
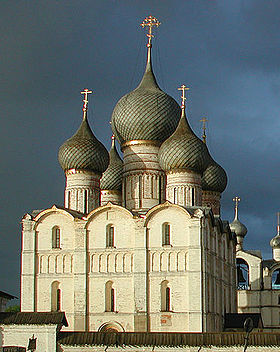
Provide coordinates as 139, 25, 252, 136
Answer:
236, 258, 249, 290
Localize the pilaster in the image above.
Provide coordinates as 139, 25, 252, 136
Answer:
21, 215, 36, 311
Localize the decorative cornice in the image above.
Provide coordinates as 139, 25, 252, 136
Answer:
121, 140, 161, 150
66, 169, 101, 176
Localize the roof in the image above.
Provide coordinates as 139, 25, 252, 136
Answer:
0, 312, 68, 326
263, 259, 277, 270
0, 291, 16, 300
58, 331, 280, 347
30, 205, 85, 219
224, 313, 263, 329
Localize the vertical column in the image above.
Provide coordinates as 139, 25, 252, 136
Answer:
73, 221, 88, 331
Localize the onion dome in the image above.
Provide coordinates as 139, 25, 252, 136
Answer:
270, 235, 280, 249
270, 219, 280, 248
202, 160, 227, 193
111, 19, 180, 145
58, 89, 109, 174
100, 136, 123, 190
159, 101, 211, 173
229, 197, 247, 237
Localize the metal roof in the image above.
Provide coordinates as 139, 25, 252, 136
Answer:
0, 312, 68, 326
58, 331, 280, 347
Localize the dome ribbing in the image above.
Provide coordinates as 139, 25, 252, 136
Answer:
159, 109, 211, 173
100, 137, 123, 190
229, 202, 247, 238
58, 117, 109, 174
202, 160, 227, 193
111, 48, 180, 145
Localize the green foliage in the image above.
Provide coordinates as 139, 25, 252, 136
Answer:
5, 305, 20, 312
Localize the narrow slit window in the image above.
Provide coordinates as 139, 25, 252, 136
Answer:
161, 281, 170, 312
57, 289, 61, 311
106, 225, 114, 248
84, 189, 88, 213
105, 281, 115, 312
191, 188, 195, 206
162, 223, 170, 246
52, 226, 60, 249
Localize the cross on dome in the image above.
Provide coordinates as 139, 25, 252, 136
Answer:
233, 196, 241, 219
141, 15, 161, 48
178, 85, 189, 109
81, 88, 93, 120
200, 117, 208, 144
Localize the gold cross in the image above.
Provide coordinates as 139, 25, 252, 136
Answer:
81, 88, 92, 111
178, 84, 190, 108
141, 15, 161, 48
200, 117, 208, 144
233, 196, 241, 209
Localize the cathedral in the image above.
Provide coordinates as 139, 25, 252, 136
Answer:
21, 14, 280, 340
20, 16, 238, 333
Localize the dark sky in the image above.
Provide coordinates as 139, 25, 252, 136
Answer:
1, 0, 280, 299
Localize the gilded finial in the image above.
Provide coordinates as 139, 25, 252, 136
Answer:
141, 15, 161, 48
277, 212, 280, 236
233, 196, 241, 220
81, 88, 93, 120
200, 117, 208, 144
178, 84, 190, 109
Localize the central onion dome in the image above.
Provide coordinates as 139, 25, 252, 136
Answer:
159, 105, 211, 173
111, 37, 180, 145
58, 100, 109, 174
100, 136, 123, 190
202, 159, 227, 193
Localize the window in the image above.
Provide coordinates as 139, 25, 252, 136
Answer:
191, 188, 195, 206
105, 281, 115, 312
51, 281, 61, 311
52, 226, 60, 248
272, 269, 280, 289
84, 189, 88, 213
162, 223, 170, 246
161, 280, 170, 311
106, 225, 114, 248
278, 295, 280, 305
236, 258, 249, 290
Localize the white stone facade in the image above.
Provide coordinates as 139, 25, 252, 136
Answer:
21, 201, 236, 332
0, 324, 57, 352
237, 248, 280, 330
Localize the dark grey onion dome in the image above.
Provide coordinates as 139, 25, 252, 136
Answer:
111, 56, 181, 144
158, 108, 211, 173
58, 117, 109, 174
100, 136, 123, 190
202, 160, 227, 193
230, 215, 247, 238
270, 235, 280, 248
